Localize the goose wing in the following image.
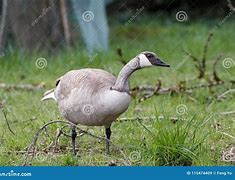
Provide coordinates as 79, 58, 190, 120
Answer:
54, 68, 116, 101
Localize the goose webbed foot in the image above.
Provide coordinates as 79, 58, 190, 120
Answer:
105, 127, 111, 154
71, 126, 77, 155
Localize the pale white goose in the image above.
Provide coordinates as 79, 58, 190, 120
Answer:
42, 51, 170, 154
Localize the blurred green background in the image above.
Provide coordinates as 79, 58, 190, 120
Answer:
0, 0, 234, 166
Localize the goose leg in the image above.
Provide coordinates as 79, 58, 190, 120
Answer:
71, 126, 77, 155
105, 127, 111, 154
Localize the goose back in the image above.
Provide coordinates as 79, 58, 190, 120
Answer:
55, 68, 116, 100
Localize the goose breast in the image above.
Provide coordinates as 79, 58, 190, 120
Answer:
54, 68, 131, 126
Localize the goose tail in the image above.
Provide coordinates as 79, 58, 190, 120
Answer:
41, 89, 57, 101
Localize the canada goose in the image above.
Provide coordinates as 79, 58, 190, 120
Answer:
42, 51, 170, 154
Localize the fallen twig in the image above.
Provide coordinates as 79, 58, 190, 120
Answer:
184, 32, 214, 79
117, 116, 179, 123
217, 89, 235, 100
133, 80, 234, 103
53, 126, 85, 152
218, 131, 235, 139
24, 120, 131, 166
117, 116, 156, 122
185, 81, 228, 90
1, 108, 15, 135
212, 55, 223, 83
201, 32, 214, 77
183, 50, 199, 63
218, 111, 235, 116
0, 83, 45, 91
24, 120, 62, 165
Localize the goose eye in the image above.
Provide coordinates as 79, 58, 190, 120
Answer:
146, 54, 154, 58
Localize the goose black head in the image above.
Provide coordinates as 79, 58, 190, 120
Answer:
137, 51, 170, 68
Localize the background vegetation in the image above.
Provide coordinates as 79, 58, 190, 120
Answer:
0, 0, 234, 166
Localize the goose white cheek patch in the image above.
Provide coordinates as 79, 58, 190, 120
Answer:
139, 54, 153, 68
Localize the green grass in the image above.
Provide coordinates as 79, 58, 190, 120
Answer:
0, 17, 234, 166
